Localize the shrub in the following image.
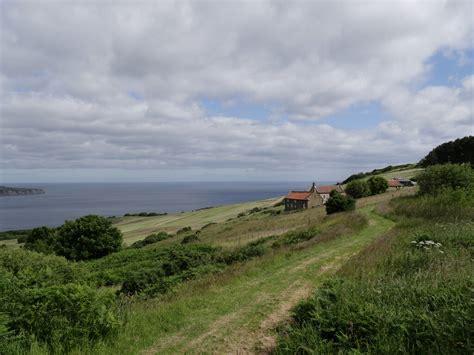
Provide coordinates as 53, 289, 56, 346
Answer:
272, 226, 321, 248
177, 226, 192, 234
119, 269, 163, 296
56, 215, 123, 261
345, 180, 370, 198
367, 176, 388, 195
181, 234, 200, 244
130, 232, 170, 249
0, 249, 119, 351
23, 226, 58, 254
416, 164, 474, 195
326, 192, 356, 214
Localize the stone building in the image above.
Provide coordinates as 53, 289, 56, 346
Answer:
284, 183, 323, 211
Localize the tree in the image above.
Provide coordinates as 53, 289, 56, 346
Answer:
367, 176, 388, 195
326, 191, 356, 215
416, 164, 474, 195
345, 180, 370, 199
23, 226, 58, 254
419, 136, 474, 167
56, 215, 122, 261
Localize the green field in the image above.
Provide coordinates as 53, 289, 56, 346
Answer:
113, 197, 282, 245
373, 167, 423, 180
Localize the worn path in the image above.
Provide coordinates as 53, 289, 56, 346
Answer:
97, 207, 393, 355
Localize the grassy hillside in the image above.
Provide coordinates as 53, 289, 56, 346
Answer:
370, 167, 423, 180
275, 184, 473, 353
113, 197, 282, 245
3, 166, 472, 354
89, 207, 394, 354
342, 164, 423, 186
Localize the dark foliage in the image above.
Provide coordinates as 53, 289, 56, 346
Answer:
181, 234, 200, 244
367, 176, 388, 195
416, 164, 474, 195
326, 191, 356, 214
0, 229, 31, 241
130, 232, 171, 249
419, 136, 474, 167
23, 226, 58, 255
124, 212, 167, 217
345, 180, 370, 198
177, 226, 192, 234
56, 215, 123, 261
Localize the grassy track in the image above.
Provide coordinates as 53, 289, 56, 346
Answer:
91, 207, 394, 354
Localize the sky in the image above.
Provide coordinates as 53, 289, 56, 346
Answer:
0, 0, 473, 183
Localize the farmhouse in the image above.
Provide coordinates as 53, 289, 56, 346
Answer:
284, 183, 344, 211
284, 183, 323, 211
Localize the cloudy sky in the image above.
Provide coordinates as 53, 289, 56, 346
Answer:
1, 0, 473, 183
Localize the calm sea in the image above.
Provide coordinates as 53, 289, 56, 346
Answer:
0, 182, 331, 231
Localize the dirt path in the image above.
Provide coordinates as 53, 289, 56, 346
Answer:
122, 208, 394, 355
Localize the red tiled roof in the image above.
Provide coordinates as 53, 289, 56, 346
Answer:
286, 191, 313, 200
388, 179, 402, 187
316, 185, 343, 194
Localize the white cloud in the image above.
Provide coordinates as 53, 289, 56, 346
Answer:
0, 0, 472, 181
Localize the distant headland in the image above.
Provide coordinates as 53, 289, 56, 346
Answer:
0, 186, 45, 196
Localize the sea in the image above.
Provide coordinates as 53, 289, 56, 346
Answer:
0, 181, 332, 232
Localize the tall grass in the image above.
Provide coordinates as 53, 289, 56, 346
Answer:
275, 188, 474, 354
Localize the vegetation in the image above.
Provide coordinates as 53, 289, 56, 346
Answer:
0, 229, 31, 241
419, 135, 473, 167
23, 216, 123, 261
56, 215, 122, 261
367, 176, 388, 195
124, 212, 168, 217
24, 226, 58, 254
345, 179, 370, 198
130, 232, 171, 249
342, 163, 414, 184
0, 249, 119, 352
416, 163, 474, 195
325, 191, 356, 214
2, 162, 471, 353
275, 165, 473, 354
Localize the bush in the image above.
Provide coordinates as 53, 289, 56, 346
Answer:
24, 226, 58, 254
272, 226, 321, 248
181, 234, 200, 244
0, 249, 119, 351
345, 180, 370, 198
326, 191, 356, 214
367, 176, 388, 195
56, 215, 123, 261
177, 226, 192, 234
416, 164, 474, 195
130, 232, 170, 249
119, 269, 163, 296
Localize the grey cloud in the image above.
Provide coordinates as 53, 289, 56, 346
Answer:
0, 1, 473, 181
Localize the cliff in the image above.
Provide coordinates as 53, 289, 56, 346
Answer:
0, 186, 45, 196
